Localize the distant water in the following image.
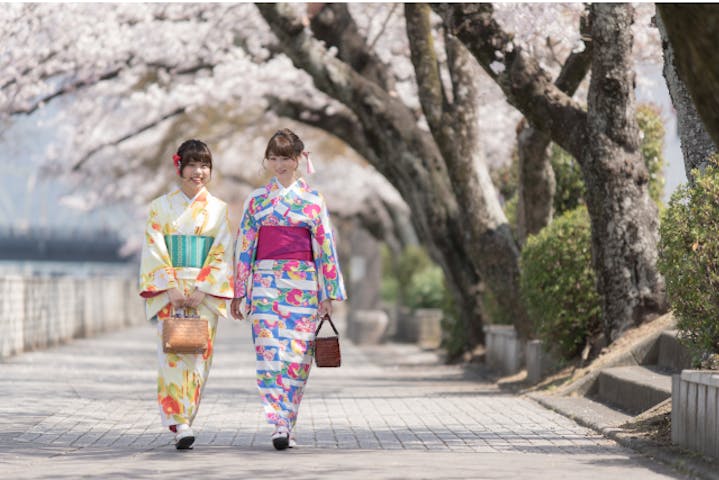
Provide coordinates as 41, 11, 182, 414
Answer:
0, 260, 138, 278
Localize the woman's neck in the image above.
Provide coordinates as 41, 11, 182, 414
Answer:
277, 174, 295, 188
181, 183, 204, 199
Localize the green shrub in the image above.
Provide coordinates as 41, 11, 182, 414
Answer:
658, 159, 719, 366
395, 245, 433, 304
406, 265, 446, 310
440, 294, 464, 361
636, 104, 666, 205
379, 244, 399, 304
551, 144, 586, 216
520, 206, 602, 359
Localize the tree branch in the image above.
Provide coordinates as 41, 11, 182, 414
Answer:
266, 95, 378, 164
256, 2, 442, 185
405, 3, 446, 132
435, 3, 588, 160
9, 57, 217, 116
71, 106, 186, 172
308, 3, 395, 92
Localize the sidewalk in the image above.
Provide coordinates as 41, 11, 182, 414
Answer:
0, 319, 693, 479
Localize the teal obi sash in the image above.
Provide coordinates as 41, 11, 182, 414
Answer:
164, 235, 214, 268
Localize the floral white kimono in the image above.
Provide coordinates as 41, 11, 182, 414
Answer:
139, 187, 234, 427
234, 177, 346, 431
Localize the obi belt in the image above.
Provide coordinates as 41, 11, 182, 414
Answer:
256, 226, 312, 261
164, 235, 214, 268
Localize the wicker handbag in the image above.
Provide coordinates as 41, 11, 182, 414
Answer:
314, 314, 341, 367
162, 308, 209, 354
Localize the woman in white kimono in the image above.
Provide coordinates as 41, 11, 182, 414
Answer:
139, 139, 234, 449
231, 128, 346, 450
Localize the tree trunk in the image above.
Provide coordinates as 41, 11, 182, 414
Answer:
655, 10, 716, 182
405, 4, 529, 339
516, 124, 554, 245
656, 5, 719, 149
584, 4, 666, 340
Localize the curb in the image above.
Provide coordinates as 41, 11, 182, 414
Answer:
529, 393, 719, 480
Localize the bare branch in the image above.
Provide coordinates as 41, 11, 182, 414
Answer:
368, 4, 399, 51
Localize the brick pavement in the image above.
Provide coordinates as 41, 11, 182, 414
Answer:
0, 318, 692, 479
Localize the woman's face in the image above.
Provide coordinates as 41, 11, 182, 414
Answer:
267, 154, 298, 178
181, 160, 211, 189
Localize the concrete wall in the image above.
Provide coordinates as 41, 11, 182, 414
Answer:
0, 275, 144, 359
484, 325, 524, 375
672, 370, 719, 459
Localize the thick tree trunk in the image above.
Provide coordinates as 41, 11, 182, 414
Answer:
656, 5, 719, 150
439, 3, 667, 341
655, 10, 716, 182
584, 4, 665, 340
405, 4, 529, 339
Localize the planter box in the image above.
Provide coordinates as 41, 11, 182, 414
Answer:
672, 370, 719, 459
415, 308, 443, 350
394, 306, 418, 343
525, 340, 561, 385
484, 325, 524, 375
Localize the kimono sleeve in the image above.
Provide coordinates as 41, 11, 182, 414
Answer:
194, 203, 234, 299
233, 195, 258, 298
138, 200, 177, 298
311, 194, 347, 302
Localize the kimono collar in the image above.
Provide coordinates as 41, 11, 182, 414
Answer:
269, 176, 306, 193
173, 186, 209, 205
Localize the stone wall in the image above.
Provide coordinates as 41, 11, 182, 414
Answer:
0, 275, 144, 359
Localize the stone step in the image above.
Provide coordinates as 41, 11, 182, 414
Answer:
529, 393, 633, 431
596, 365, 672, 415
657, 330, 692, 372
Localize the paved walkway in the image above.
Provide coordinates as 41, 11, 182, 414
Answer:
0, 319, 691, 479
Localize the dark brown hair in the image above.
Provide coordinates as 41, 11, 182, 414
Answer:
176, 139, 212, 176
264, 128, 304, 160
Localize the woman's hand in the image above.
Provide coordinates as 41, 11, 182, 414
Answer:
185, 288, 206, 308
318, 299, 333, 318
230, 298, 245, 320
167, 287, 186, 309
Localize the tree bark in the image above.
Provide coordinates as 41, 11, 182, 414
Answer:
439, 3, 667, 341
307, 3, 395, 92
656, 5, 719, 150
655, 10, 716, 182
584, 4, 665, 340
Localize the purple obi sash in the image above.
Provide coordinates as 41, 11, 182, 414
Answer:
256, 226, 313, 261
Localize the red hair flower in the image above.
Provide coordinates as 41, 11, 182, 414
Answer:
172, 153, 181, 174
